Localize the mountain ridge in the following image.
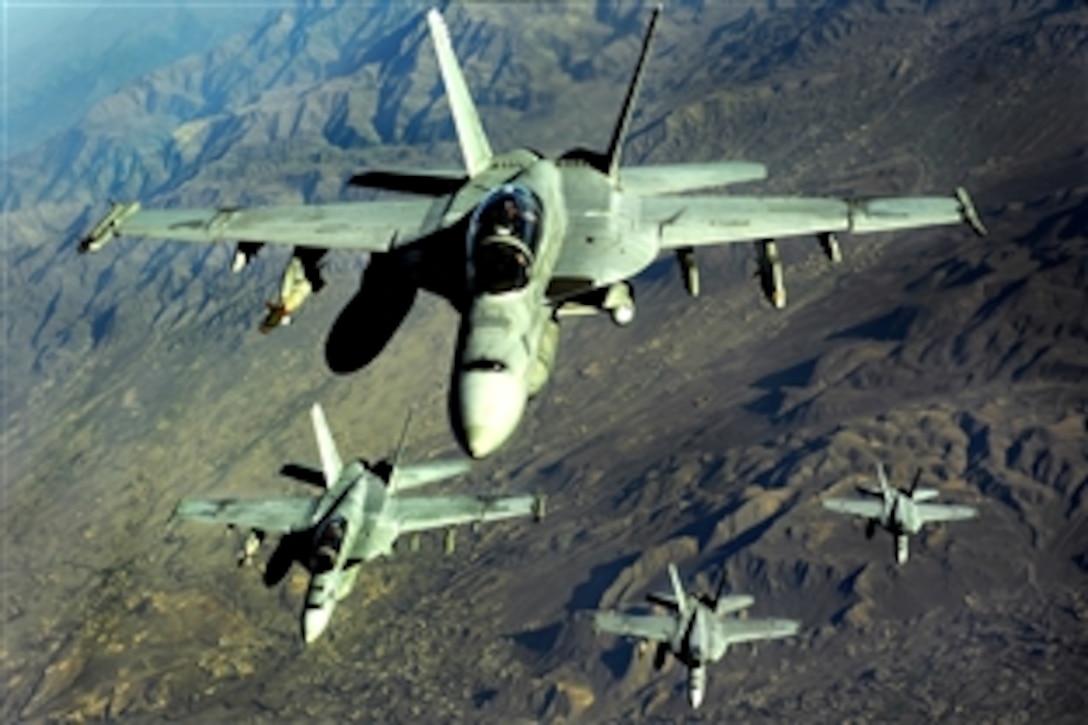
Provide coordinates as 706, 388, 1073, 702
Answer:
2, 0, 1086, 720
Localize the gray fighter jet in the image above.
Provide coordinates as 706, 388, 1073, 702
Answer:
79, 7, 987, 458
822, 463, 978, 565
593, 562, 800, 709
174, 403, 543, 643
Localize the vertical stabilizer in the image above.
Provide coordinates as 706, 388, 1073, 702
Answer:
907, 468, 923, 496
311, 403, 343, 488
386, 408, 415, 492
711, 564, 727, 609
426, 8, 493, 177
668, 563, 690, 619
604, 5, 662, 179
876, 462, 891, 494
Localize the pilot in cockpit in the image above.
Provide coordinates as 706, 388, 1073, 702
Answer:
470, 186, 542, 295
499, 198, 519, 231
311, 517, 346, 574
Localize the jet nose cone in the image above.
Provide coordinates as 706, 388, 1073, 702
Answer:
457, 370, 527, 459
464, 420, 520, 459
302, 606, 332, 644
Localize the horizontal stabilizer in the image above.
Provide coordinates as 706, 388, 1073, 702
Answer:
916, 502, 978, 524
594, 610, 675, 643
911, 487, 941, 502
348, 169, 466, 196
720, 617, 801, 646
621, 162, 767, 195
714, 593, 755, 615
390, 459, 472, 491
823, 497, 883, 519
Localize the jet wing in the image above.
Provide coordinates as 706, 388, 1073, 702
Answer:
645, 188, 985, 249
717, 617, 800, 645
822, 498, 884, 519
594, 611, 675, 643
174, 496, 320, 533
79, 199, 440, 253
550, 188, 984, 291
916, 502, 978, 524
392, 493, 537, 534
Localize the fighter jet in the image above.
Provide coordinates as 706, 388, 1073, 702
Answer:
79, 7, 987, 458
822, 463, 978, 565
593, 562, 800, 709
174, 403, 544, 643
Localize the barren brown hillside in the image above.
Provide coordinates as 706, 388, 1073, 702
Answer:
2, 1, 1086, 721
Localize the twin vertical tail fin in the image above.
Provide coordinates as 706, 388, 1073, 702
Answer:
311, 403, 343, 488
707, 564, 756, 615
425, 5, 661, 181
603, 5, 662, 179
426, 8, 493, 177
908, 468, 923, 497
876, 462, 892, 499
711, 564, 728, 610
382, 407, 472, 492
385, 407, 415, 493
668, 563, 690, 620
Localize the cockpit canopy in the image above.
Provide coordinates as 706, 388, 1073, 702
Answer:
467, 184, 543, 295
310, 516, 348, 574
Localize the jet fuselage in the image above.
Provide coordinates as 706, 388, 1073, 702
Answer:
669, 599, 734, 709
451, 158, 571, 457
879, 491, 924, 536
301, 464, 398, 642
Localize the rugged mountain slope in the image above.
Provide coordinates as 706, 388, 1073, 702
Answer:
4, 2, 259, 158
2, 0, 1086, 721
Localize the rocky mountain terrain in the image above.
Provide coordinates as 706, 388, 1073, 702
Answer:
4, 2, 257, 158
2, 0, 1086, 721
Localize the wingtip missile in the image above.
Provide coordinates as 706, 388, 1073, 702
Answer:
78, 201, 141, 253
955, 186, 987, 237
